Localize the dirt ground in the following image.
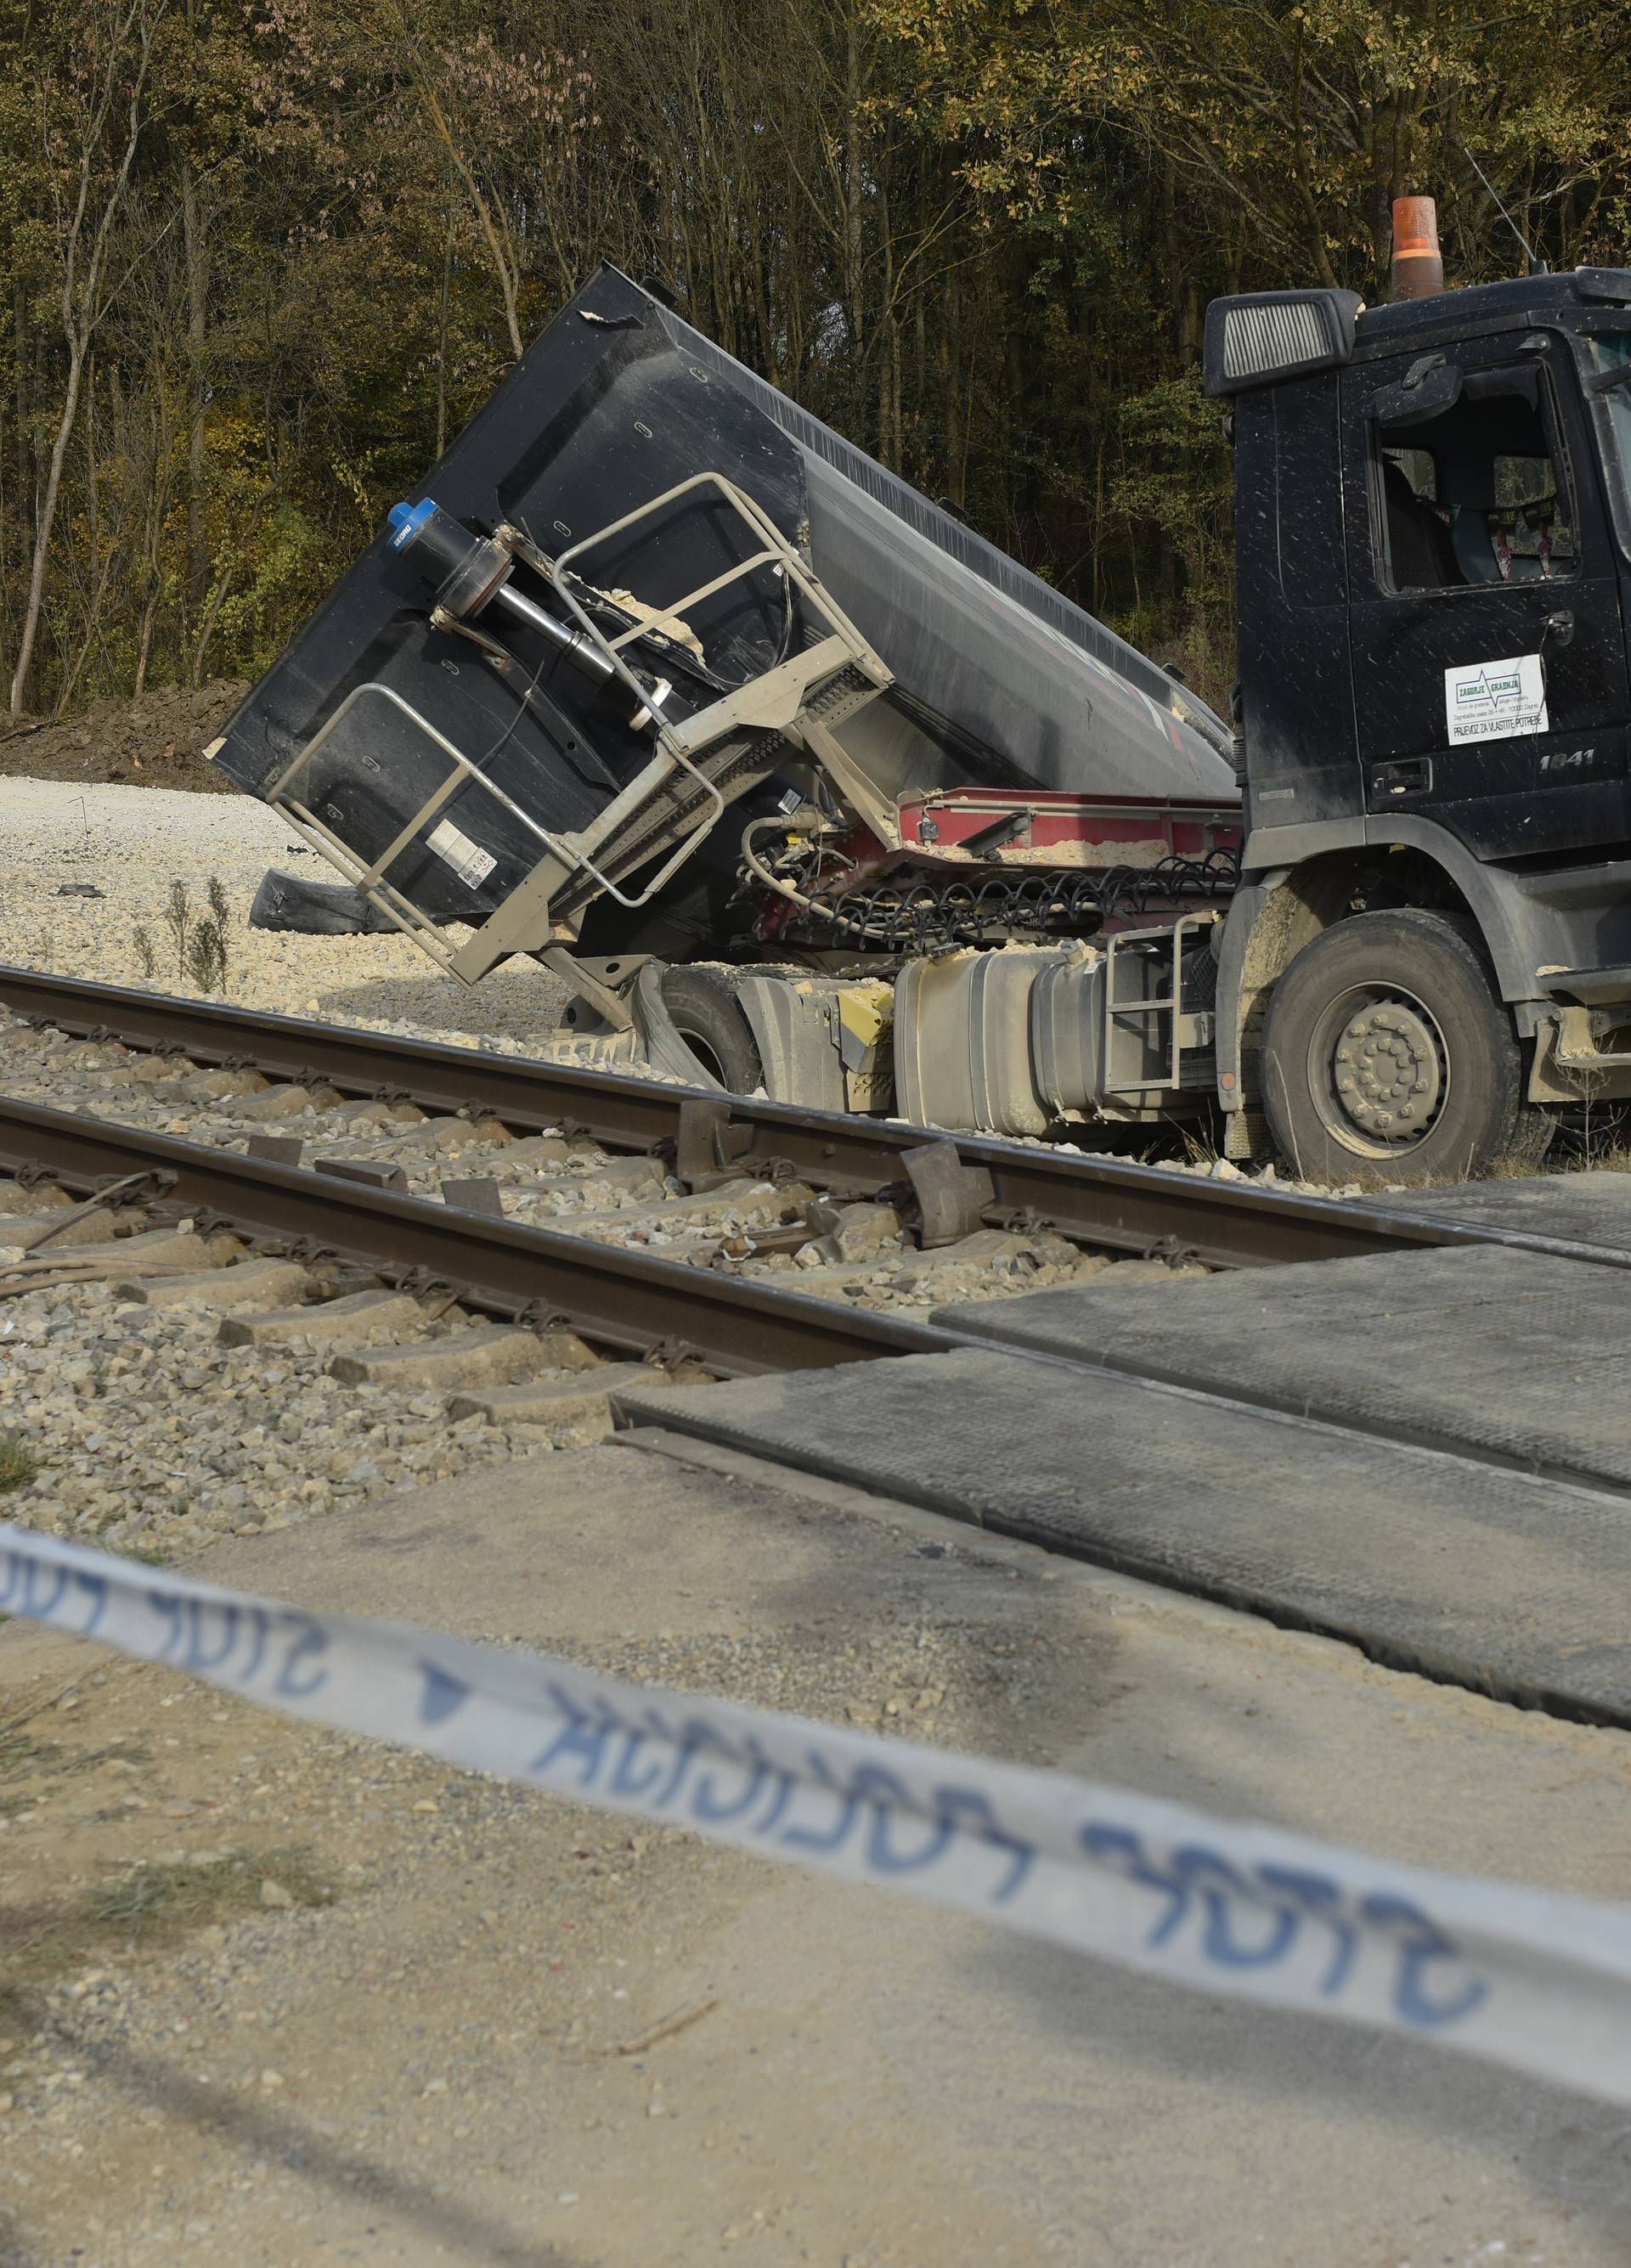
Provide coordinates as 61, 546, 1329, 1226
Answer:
4, 1431, 1631, 2266
0, 686, 247, 797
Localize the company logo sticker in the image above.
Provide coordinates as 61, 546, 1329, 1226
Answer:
1443, 654, 1548, 744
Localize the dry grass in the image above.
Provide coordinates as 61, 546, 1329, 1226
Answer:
161, 872, 234, 994
0, 1432, 41, 1493
92, 1846, 332, 1939
1580, 1144, 1631, 1174
0, 1845, 336, 2021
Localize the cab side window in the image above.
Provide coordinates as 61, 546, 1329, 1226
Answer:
1373, 367, 1576, 594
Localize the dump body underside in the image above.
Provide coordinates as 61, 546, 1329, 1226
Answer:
214, 265, 1238, 983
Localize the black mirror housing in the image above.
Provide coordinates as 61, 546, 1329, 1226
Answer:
1204, 290, 1365, 398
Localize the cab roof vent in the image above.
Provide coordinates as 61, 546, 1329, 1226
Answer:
1203, 289, 1364, 397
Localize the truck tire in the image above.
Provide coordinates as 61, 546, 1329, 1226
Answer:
659, 968, 764, 1094
250, 868, 394, 936
1260, 909, 1552, 1186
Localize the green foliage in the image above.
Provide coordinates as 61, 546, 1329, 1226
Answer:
1106, 370, 1234, 689
0, 0, 1624, 719
209, 503, 334, 682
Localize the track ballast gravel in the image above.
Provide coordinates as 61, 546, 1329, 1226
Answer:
0, 1004, 1194, 1559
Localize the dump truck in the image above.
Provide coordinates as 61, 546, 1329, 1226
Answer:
213, 201, 1631, 1184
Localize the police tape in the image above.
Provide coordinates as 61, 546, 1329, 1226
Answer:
5, 1517, 1631, 2102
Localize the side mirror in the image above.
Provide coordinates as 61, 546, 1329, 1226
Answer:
1202, 289, 1364, 396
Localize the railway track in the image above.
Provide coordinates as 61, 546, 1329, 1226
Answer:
0, 1092, 951, 1376
3, 962, 1629, 1496
6, 967, 1631, 1731
1, 962, 1624, 1278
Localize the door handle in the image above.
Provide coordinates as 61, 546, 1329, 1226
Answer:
1371, 759, 1432, 799
1545, 609, 1574, 647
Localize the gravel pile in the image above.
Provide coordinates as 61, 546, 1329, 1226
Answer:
0, 777, 571, 1049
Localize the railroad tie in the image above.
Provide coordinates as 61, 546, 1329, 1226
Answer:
116, 1256, 313, 1311
217, 1289, 422, 1349
447, 1363, 689, 1428
329, 1325, 561, 1391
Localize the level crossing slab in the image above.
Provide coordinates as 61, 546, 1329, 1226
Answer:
1369, 1166, 1631, 1250
934, 1244, 1631, 1494
613, 1337, 1631, 1724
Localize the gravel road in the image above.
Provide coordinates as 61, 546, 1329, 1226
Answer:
4, 1441, 1630, 2265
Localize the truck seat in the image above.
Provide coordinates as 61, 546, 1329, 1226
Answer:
1450, 509, 1504, 584
1382, 459, 1463, 590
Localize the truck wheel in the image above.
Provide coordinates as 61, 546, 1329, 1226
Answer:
659, 968, 764, 1093
1260, 909, 1552, 1186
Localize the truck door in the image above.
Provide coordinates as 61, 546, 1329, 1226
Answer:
1340, 331, 1631, 860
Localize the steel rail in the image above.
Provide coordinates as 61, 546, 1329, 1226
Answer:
3, 963, 1625, 1275
0, 1095, 960, 1378
12, 1095, 1629, 1737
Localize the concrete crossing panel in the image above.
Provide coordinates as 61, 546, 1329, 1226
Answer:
614, 1342, 1631, 1723
938, 1246, 1631, 1492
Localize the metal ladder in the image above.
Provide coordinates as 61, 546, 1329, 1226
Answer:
263, 471, 892, 984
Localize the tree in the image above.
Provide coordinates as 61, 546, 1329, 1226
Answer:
0, 0, 1624, 720
8, 0, 171, 715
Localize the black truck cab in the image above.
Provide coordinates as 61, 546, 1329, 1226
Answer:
1206, 267, 1631, 1180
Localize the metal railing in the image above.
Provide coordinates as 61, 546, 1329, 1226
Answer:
258, 473, 890, 984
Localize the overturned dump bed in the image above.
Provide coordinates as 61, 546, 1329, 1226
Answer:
213, 265, 1236, 979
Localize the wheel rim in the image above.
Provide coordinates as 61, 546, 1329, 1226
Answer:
1303, 981, 1451, 1160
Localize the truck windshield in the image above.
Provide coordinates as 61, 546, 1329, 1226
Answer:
1588, 336, 1631, 528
